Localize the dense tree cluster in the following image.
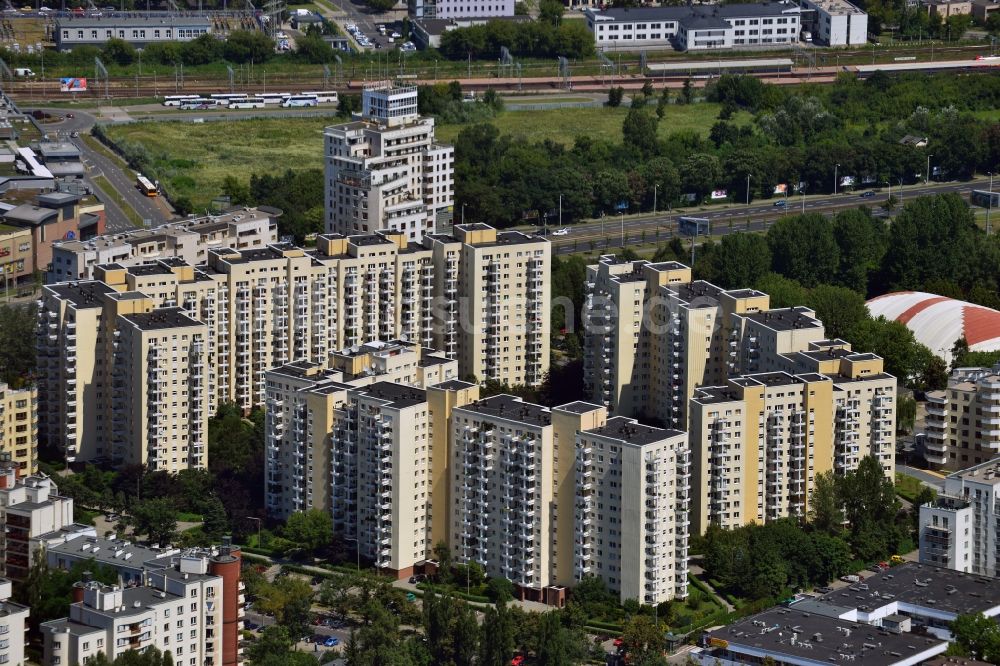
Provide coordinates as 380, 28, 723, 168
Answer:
438, 18, 593, 60
703, 457, 911, 600
0, 302, 36, 387
456, 72, 1000, 230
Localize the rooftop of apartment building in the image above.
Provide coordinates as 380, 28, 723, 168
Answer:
671, 280, 726, 304
743, 306, 822, 331
945, 458, 1000, 484
703, 606, 944, 666
49, 536, 175, 570
431, 379, 477, 391
553, 400, 604, 415
817, 562, 1000, 617
585, 416, 683, 446
419, 351, 451, 367
460, 394, 552, 428
267, 360, 340, 383
121, 307, 202, 332
694, 372, 829, 404
53, 207, 278, 253
43, 280, 116, 308
354, 381, 427, 409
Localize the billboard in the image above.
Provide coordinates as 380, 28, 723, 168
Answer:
710, 189, 728, 200
773, 183, 788, 195
60, 77, 87, 92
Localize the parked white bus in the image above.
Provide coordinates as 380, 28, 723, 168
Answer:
281, 94, 319, 108
228, 99, 266, 109
254, 93, 292, 105
179, 98, 224, 110
210, 93, 249, 101
301, 90, 339, 104
163, 94, 200, 107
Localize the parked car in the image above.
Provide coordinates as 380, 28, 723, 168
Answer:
324, 636, 340, 647
814, 586, 833, 594
840, 574, 860, 583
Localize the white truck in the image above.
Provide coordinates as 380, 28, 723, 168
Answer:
13, 68, 35, 77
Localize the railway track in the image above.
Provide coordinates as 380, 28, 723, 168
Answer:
3, 42, 996, 102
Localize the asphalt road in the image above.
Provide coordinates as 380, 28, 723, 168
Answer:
897, 464, 946, 491
542, 177, 992, 255
39, 110, 172, 231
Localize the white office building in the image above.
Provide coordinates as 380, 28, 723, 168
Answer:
798, 0, 868, 45
585, 3, 803, 51
324, 83, 454, 242
408, 0, 514, 19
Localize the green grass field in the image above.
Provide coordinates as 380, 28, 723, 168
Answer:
103, 102, 742, 208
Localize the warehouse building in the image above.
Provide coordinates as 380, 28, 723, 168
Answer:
54, 16, 214, 50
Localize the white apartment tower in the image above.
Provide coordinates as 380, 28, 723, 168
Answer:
919, 459, 1000, 576
324, 82, 454, 242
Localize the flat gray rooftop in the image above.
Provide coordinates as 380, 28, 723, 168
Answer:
460, 394, 551, 428
584, 416, 684, 446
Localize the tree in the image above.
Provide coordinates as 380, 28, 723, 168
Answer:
808, 471, 844, 534
709, 233, 771, 289
256, 576, 315, 637
950, 613, 1000, 663
851, 316, 932, 383
539, 0, 564, 26
180, 33, 223, 66
101, 38, 136, 65
222, 30, 274, 63
17, 556, 118, 631
283, 509, 333, 554
897, 395, 916, 434
804, 285, 869, 340
423, 593, 478, 666
621, 615, 666, 666
680, 154, 722, 201
478, 601, 516, 666
129, 498, 178, 546
535, 611, 569, 666
0, 303, 37, 386
607, 86, 624, 108
366, 0, 396, 11
201, 496, 229, 540
622, 108, 659, 157
920, 355, 949, 391
766, 214, 840, 288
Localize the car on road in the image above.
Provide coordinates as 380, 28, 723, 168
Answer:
552, 228, 570, 236
65, 112, 74, 119
323, 637, 340, 647
813, 586, 833, 594
773, 199, 786, 207
860, 190, 876, 198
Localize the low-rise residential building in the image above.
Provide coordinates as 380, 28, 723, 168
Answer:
41, 539, 244, 666
922, 364, 1000, 470
919, 459, 1000, 576
48, 207, 279, 282
47, 537, 180, 586
0, 468, 94, 581
0, 383, 37, 474
55, 15, 214, 50
585, 3, 804, 52
924, 0, 973, 17
972, 0, 1000, 22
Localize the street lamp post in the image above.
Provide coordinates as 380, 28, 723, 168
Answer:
653, 184, 657, 215
246, 516, 261, 551
834, 164, 840, 195
620, 211, 625, 247
989, 172, 994, 236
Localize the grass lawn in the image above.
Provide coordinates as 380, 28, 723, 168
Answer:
895, 472, 933, 504
102, 102, 741, 208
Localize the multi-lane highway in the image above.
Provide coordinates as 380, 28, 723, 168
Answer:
41, 110, 173, 231
538, 178, 990, 255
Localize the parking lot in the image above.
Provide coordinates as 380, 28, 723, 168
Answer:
343, 18, 414, 52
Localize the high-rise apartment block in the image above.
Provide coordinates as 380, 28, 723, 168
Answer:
922, 364, 1000, 470
48, 207, 279, 282
919, 459, 1000, 576
42, 540, 244, 666
0, 382, 37, 474
583, 256, 896, 534
324, 82, 453, 242
39, 225, 549, 468
265, 375, 691, 605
